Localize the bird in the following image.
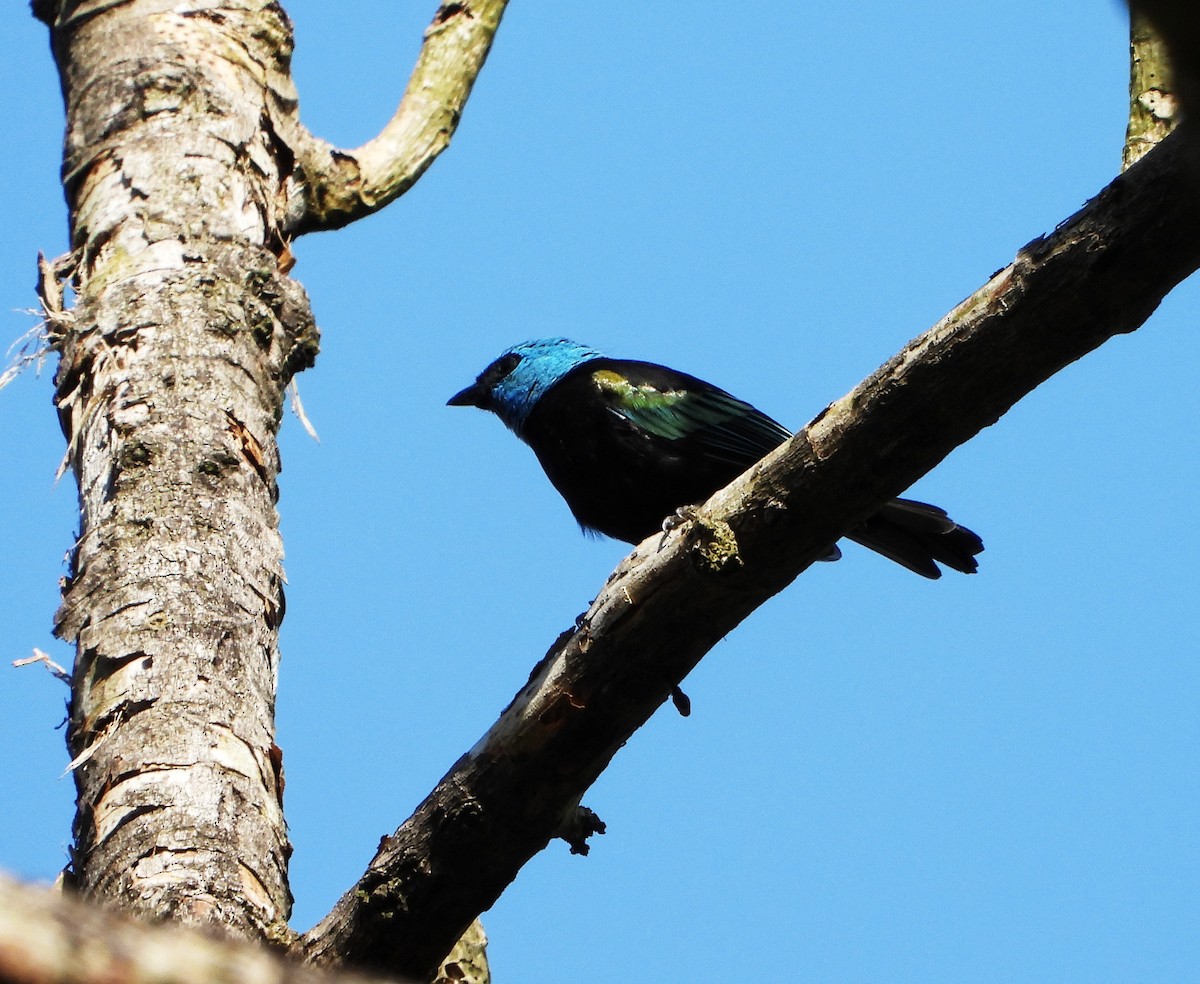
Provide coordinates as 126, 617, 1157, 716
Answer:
448, 337, 983, 578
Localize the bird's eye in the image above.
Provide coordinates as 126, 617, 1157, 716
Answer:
482, 352, 522, 389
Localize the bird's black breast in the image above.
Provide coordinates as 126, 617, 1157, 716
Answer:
521, 359, 789, 543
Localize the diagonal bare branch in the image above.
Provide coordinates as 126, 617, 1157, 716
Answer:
298, 125, 1200, 982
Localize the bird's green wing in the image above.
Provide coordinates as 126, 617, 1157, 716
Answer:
589, 363, 792, 465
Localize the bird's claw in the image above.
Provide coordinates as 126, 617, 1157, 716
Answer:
658, 505, 702, 551
661, 504, 701, 538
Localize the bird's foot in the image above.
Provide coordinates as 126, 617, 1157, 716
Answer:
669, 684, 692, 717
659, 504, 702, 550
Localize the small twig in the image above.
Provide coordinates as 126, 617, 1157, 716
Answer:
13, 648, 71, 685
0, 317, 53, 393
289, 379, 320, 442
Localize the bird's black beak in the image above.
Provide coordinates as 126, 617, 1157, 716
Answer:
447, 382, 486, 408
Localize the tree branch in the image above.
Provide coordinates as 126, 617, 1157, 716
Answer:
1124, 9, 1178, 169
1131, 1, 1200, 133
286, 1, 508, 234
0, 873, 409, 984
298, 125, 1200, 982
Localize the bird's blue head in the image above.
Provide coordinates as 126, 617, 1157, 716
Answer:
447, 337, 606, 435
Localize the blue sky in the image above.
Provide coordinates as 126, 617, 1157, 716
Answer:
2, 3, 1197, 982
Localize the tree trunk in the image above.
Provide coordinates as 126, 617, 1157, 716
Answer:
41, 0, 314, 939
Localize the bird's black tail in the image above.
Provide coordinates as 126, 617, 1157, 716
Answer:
846, 497, 983, 579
